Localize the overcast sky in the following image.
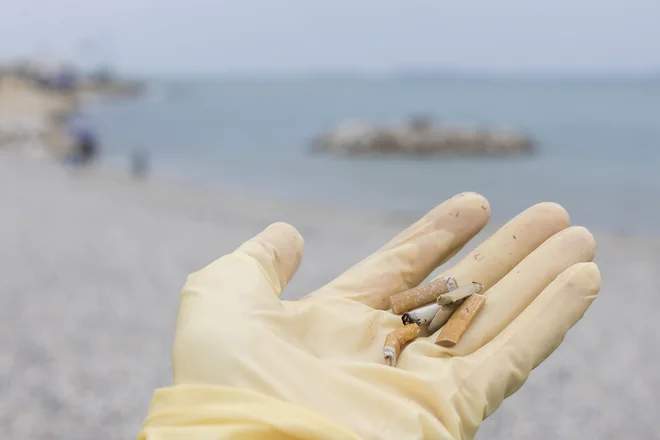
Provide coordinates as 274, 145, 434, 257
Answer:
1, 0, 658, 75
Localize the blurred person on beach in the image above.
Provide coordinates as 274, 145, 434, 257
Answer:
131, 149, 150, 179
63, 111, 98, 167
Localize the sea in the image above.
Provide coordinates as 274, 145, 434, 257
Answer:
86, 75, 660, 236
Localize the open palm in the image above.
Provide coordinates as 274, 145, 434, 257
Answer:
147, 193, 600, 440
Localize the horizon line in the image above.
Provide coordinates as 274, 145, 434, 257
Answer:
2, 57, 658, 81
135, 68, 660, 82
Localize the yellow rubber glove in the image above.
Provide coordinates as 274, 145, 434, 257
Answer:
138, 192, 601, 440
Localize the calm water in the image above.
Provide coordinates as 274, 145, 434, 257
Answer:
88, 76, 660, 236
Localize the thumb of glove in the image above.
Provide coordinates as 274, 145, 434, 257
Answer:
172, 222, 304, 382
179, 221, 304, 315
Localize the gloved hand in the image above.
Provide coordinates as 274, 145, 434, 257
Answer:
138, 192, 600, 440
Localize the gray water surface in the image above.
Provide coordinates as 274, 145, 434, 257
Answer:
90, 76, 660, 235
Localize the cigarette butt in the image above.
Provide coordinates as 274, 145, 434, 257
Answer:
435, 294, 486, 348
389, 276, 458, 315
383, 323, 421, 366
401, 302, 440, 326
427, 303, 461, 334
436, 282, 483, 306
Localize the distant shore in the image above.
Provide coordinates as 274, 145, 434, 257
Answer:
0, 70, 144, 158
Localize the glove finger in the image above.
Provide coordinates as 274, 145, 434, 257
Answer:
435, 202, 570, 292
182, 222, 304, 316
448, 263, 600, 434
232, 222, 305, 296
312, 192, 491, 309
437, 226, 596, 356
172, 223, 303, 384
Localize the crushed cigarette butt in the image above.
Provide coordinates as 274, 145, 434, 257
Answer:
383, 323, 421, 366
436, 282, 483, 305
389, 276, 457, 314
402, 302, 441, 326
428, 303, 461, 333
436, 293, 487, 347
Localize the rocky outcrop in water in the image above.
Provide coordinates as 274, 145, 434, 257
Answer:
311, 117, 535, 157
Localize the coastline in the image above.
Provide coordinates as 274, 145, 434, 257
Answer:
0, 72, 143, 158
1, 149, 659, 439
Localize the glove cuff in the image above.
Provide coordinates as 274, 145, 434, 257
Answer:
137, 384, 362, 439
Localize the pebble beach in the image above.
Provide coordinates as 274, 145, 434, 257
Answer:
1, 150, 659, 439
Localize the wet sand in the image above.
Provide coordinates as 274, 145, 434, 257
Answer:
1, 151, 658, 439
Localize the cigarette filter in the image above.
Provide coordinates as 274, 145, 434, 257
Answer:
436, 282, 483, 306
383, 323, 421, 366
389, 275, 458, 315
435, 294, 486, 348
427, 303, 461, 334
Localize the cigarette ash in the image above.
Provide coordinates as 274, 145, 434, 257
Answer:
383, 347, 397, 366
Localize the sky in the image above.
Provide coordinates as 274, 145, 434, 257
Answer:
1, 0, 659, 76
